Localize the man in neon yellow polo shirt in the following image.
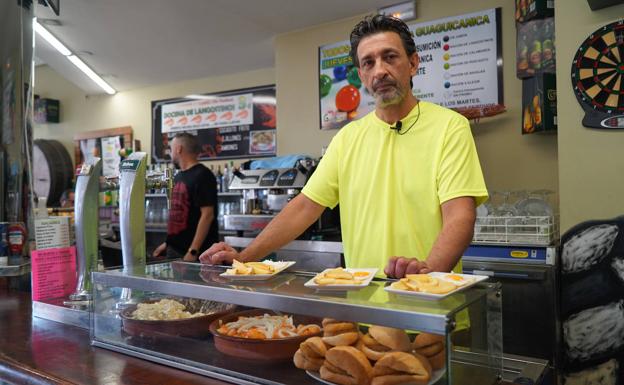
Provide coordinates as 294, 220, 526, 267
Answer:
200, 14, 487, 278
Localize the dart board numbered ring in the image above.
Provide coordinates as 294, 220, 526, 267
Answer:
571, 19, 624, 129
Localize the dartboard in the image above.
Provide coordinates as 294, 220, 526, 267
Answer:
571, 20, 624, 129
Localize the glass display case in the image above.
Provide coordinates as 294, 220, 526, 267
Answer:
91, 262, 502, 385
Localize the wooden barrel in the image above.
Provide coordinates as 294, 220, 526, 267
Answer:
33, 139, 74, 207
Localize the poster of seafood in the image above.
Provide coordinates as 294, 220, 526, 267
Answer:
319, 8, 502, 130
161, 93, 254, 133
152, 85, 276, 161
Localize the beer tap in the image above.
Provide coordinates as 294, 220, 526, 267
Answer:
68, 158, 102, 302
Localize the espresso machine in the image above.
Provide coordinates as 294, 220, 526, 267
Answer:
222, 161, 343, 271
224, 167, 309, 233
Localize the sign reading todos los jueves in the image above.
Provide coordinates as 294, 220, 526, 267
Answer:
319, 8, 502, 130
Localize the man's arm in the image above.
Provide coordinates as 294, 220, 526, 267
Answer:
200, 194, 326, 264
424, 196, 476, 272
184, 206, 214, 261
385, 196, 476, 277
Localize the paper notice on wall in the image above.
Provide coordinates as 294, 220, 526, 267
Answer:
34, 217, 70, 250
101, 136, 122, 176
80, 138, 98, 165
31, 246, 77, 301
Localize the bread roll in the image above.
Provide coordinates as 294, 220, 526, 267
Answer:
323, 331, 359, 346
357, 338, 390, 361
371, 352, 431, 385
293, 349, 323, 371
300, 336, 327, 359
320, 366, 359, 385
373, 352, 431, 376
325, 322, 358, 336
412, 333, 445, 357
427, 348, 445, 370
322, 318, 342, 327
371, 374, 430, 385
412, 333, 444, 348
369, 326, 411, 352
321, 346, 373, 385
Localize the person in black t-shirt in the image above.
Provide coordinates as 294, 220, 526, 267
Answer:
153, 133, 218, 262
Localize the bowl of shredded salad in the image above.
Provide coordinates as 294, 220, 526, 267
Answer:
209, 309, 322, 361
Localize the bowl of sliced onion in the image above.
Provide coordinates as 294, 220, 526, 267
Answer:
209, 309, 322, 362
120, 298, 236, 339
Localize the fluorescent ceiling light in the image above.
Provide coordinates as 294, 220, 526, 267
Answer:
34, 19, 116, 95
67, 55, 116, 95
33, 19, 71, 56
379, 1, 416, 21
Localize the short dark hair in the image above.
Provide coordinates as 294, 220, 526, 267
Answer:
173, 132, 201, 155
349, 14, 416, 68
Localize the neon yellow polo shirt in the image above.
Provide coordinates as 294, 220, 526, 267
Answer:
303, 101, 488, 271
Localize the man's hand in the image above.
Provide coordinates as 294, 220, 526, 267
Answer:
199, 242, 240, 265
182, 252, 197, 262
153, 242, 167, 258
384, 256, 430, 278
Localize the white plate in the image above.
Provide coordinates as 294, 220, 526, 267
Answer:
515, 198, 553, 217
384, 272, 489, 300
304, 268, 378, 290
219, 261, 295, 280
306, 367, 446, 385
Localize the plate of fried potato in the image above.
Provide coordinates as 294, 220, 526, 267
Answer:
384, 272, 489, 300
304, 267, 378, 290
219, 259, 296, 280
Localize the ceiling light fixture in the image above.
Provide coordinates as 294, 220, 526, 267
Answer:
67, 55, 116, 95
33, 19, 70, 56
378, 1, 416, 21
33, 19, 116, 95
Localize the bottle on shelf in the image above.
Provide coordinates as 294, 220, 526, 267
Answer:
228, 161, 235, 189
216, 165, 223, 192
222, 163, 230, 193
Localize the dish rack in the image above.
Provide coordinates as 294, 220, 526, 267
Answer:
473, 215, 559, 246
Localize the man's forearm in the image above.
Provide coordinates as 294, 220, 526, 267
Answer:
190, 213, 213, 251
425, 197, 476, 272
239, 194, 325, 262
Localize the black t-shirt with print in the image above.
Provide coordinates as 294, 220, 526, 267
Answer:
166, 163, 218, 254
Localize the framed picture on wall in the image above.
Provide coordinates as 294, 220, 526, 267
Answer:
318, 8, 503, 130
151, 85, 277, 162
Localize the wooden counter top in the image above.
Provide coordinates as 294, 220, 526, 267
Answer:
0, 290, 230, 385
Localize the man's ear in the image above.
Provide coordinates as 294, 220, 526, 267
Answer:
409, 53, 419, 77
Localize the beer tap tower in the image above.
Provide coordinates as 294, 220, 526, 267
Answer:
117, 152, 148, 308
33, 151, 173, 324
69, 158, 102, 301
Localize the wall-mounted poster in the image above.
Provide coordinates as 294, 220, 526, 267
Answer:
319, 8, 503, 130
151, 85, 276, 162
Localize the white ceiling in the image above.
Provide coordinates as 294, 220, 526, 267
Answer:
34, 0, 399, 94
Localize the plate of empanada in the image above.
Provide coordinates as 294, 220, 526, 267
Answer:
304, 267, 378, 290
219, 259, 295, 280
384, 272, 489, 300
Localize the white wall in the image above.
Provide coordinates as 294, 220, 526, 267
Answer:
555, 2, 624, 231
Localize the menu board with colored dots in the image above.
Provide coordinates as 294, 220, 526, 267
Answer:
319, 8, 503, 130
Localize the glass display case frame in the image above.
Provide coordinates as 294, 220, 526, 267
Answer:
91, 262, 503, 385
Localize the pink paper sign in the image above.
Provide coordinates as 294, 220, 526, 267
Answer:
31, 246, 77, 301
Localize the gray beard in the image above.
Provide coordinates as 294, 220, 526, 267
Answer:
372, 87, 405, 108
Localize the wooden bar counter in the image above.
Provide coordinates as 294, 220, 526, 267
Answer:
0, 290, 230, 385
